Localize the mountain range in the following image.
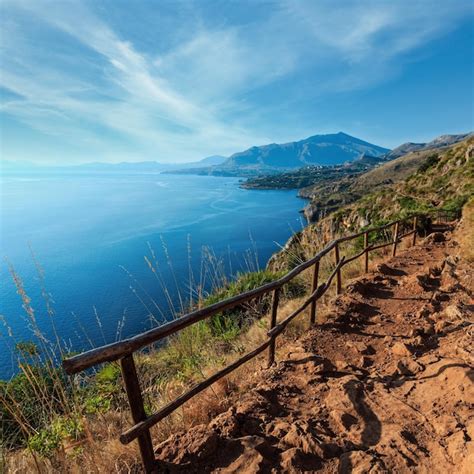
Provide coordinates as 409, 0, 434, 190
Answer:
1, 155, 228, 173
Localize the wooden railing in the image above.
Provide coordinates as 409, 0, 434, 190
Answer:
62, 210, 458, 472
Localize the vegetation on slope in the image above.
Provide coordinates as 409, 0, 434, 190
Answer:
0, 267, 305, 470
269, 137, 473, 273
240, 155, 383, 190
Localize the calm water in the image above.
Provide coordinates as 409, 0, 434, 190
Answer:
0, 172, 304, 379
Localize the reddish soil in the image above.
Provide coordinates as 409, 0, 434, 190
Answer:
155, 229, 474, 473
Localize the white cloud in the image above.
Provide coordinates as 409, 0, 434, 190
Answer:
1, 0, 472, 163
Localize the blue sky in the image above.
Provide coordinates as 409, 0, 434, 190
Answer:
1, 0, 473, 164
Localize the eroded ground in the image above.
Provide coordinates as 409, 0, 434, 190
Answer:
155, 230, 473, 473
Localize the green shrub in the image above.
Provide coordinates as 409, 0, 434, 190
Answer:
418, 153, 440, 173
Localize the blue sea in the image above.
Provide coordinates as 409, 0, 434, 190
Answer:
0, 172, 304, 379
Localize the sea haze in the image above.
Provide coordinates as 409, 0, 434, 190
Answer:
0, 172, 304, 379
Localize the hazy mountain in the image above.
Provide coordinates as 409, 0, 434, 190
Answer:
0, 155, 228, 173
198, 155, 227, 166
222, 132, 389, 169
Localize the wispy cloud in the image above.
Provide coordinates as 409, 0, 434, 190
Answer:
1, 0, 472, 163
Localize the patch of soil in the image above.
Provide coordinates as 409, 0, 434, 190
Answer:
155, 230, 474, 473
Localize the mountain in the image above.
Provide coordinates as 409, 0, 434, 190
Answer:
222, 132, 389, 169
383, 132, 471, 160
198, 155, 227, 166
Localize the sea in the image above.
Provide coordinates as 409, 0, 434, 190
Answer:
0, 171, 305, 379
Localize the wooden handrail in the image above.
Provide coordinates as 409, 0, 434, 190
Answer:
63, 240, 336, 374
63, 215, 419, 374
61, 210, 454, 472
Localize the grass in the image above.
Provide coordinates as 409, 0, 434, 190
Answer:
456, 197, 474, 262
0, 240, 309, 472
0, 216, 382, 473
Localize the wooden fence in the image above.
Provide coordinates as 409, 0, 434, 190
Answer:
62, 210, 458, 472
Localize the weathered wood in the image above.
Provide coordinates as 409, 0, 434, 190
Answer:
62, 211, 448, 474
268, 256, 346, 339
63, 243, 337, 374
364, 231, 369, 273
63, 215, 432, 375
392, 222, 400, 257
267, 288, 280, 367
412, 216, 418, 246
309, 261, 320, 324
120, 338, 272, 445
343, 244, 374, 265
334, 242, 342, 295
120, 355, 156, 473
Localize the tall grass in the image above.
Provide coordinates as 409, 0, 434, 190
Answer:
1, 219, 414, 472
0, 234, 306, 472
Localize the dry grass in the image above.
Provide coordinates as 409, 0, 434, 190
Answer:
456, 197, 474, 262
1, 214, 423, 473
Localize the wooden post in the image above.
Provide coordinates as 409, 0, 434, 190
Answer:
309, 261, 320, 324
267, 287, 280, 367
334, 242, 342, 295
364, 231, 369, 273
392, 222, 400, 257
120, 355, 156, 473
412, 216, 418, 246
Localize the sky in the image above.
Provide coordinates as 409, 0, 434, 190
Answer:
1, 0, 473, 165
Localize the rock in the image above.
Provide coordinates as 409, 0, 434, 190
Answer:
347, 341, 375, 355
358, 356, 373, 368
221, 436, 267, 473
435, 320, 450, 333
444, 304, 463, 321
433, 414, 458, 437
397, 358, 423, 376
415, 306, 430, 319
392, 342, 413, 357
335, 359, 350, 370
417, 353, 439, 365
446, 430, 467, 461
280, 447, 322, 473
338, 450, 384, 474
424, 232, 446, 243
429, 265, 443, 276
155, 424, 219, 464
433, 291, 450, 302
413, 335, 424, 346
209, 409, 240, 438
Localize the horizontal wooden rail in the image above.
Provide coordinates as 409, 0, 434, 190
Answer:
63, 241, 336, 374
62, 210, 453, 472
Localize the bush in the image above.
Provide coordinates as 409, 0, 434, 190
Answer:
418, 153, 440, 173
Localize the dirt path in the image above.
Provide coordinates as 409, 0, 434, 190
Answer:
155, 230, 474, 473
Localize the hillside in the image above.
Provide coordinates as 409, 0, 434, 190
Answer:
242, 133, 473, 223
240, 154, 385, 190
155, 229, 474, 472
384, 133, 472, 160
268, 137, 473, 275
300, 145, 457, 222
